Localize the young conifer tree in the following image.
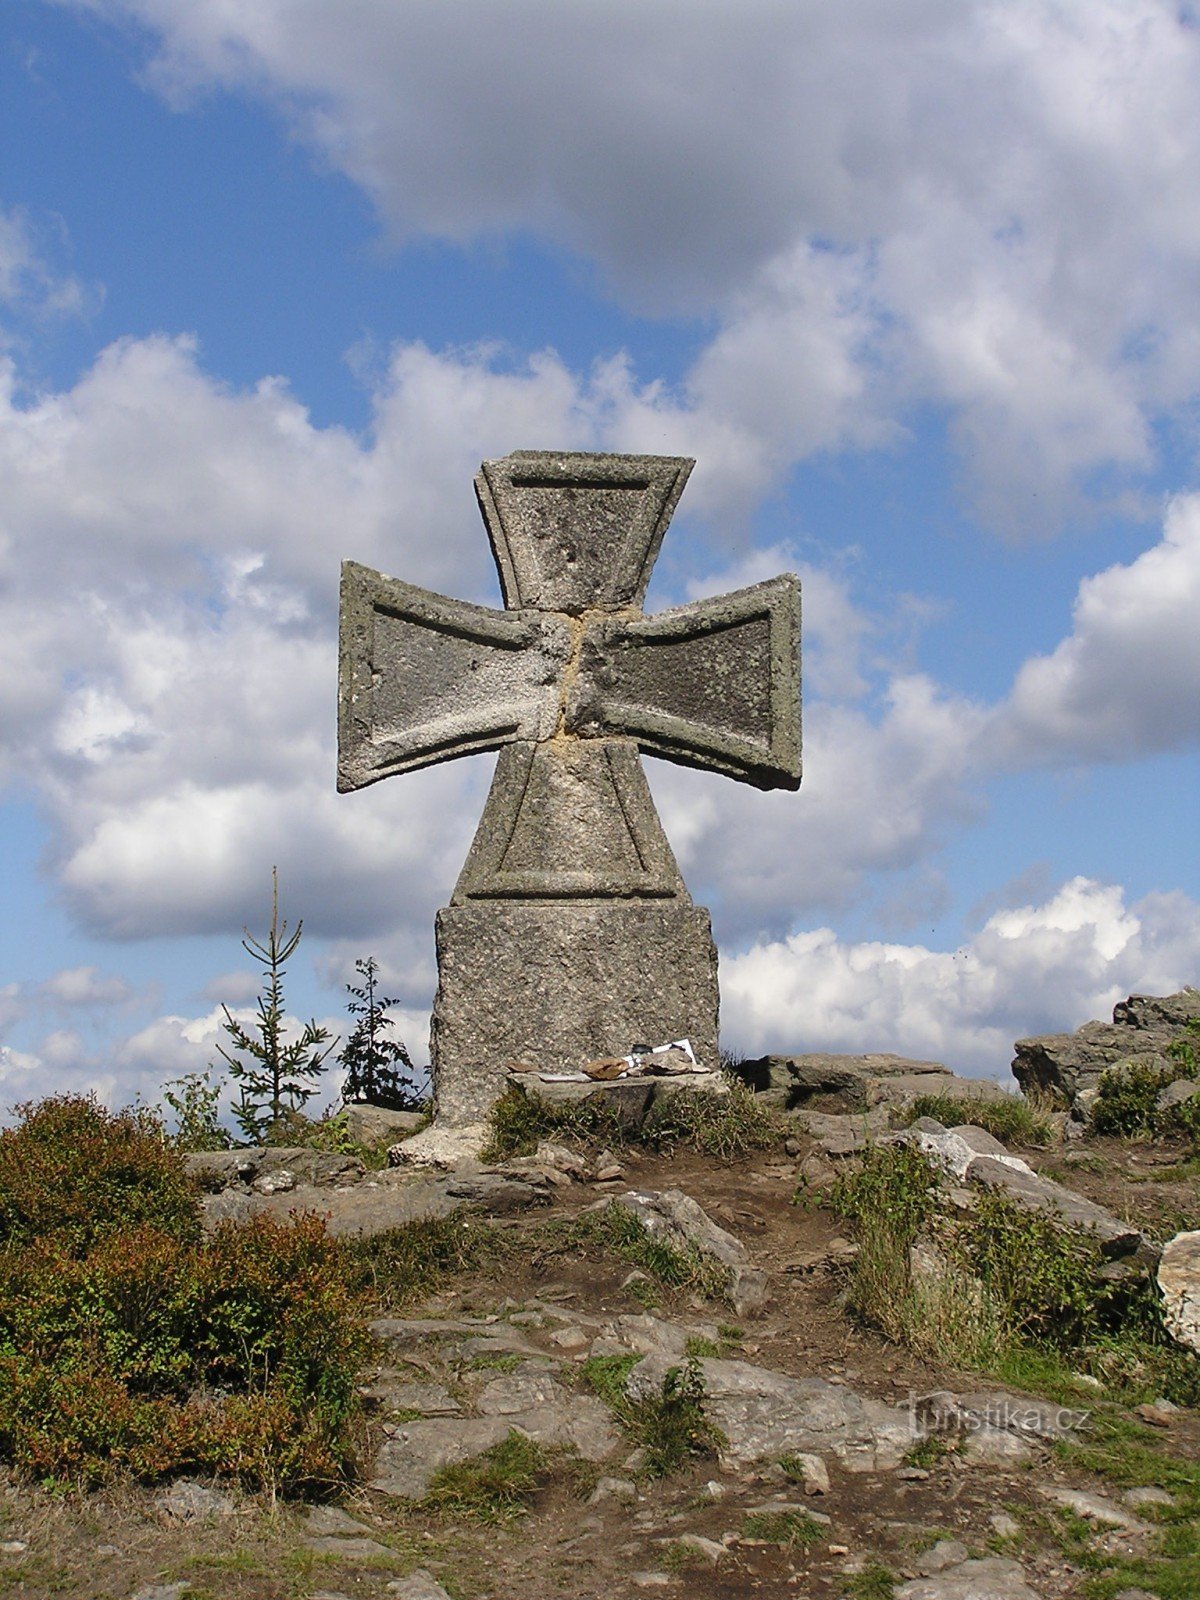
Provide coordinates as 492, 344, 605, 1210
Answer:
215, 869, 336, 1143
339, 956, 420, 1110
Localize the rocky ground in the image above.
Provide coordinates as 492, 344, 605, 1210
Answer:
1, 1001, 1197, 1600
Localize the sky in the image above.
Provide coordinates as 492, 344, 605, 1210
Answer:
1, 0, 1199, 1121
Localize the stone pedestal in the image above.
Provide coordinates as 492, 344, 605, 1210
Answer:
430, 901, 720, 1126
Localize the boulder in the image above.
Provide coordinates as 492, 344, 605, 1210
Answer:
343, 1104, 426, 1149
185, 1147, 364, 1191
1158, 1229, 1200, 1354
609, 1188, 768, 1315
738, 1052, 950, 1108
1012, 989, 1200, 1109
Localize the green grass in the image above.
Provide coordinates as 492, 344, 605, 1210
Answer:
740, 1508, 824, 1548
845, 1563, 897, 1599
896, 1092, 1056, 1147
422, 1431, 548, 1522
544, 1205, 730, 1301
579, 1354, 721, 1478
1037, 1410, 1200, 1599
482, 1079, 780, 1163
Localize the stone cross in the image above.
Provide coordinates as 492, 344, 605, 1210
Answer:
338, 452, 800, 1125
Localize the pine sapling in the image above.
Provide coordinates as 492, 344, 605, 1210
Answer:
339, 956, 420, 1110
215, 869, 336, 1143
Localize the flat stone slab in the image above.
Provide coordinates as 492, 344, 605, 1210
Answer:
627, 1354, 912, 1473
895, 1558, 1043, 1600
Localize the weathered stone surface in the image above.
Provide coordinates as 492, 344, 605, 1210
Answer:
798, 1108, 890, 1155
185, 1147, 363, 1191
1113, 989, 1200, 1032
431, 901, 720, 1125
1158, 1228, 1200, 1353
338, 452, 802, 1129
385, 1571, 454, 1600
626, 1355, 912, 1472
1037, 1486, 1150, 1534
1157, 1078, 1200, 1113
1012, 989, 1200, 1107
388, 1123, 489, 1168
610, 1188, 768, 1315
343, 1104, 425, 1149
895, 1557, 1043, 1600
891, 1123, 1034, 1182
153, 1480, 236, 1521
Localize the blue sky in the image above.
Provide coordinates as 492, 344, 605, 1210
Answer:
1, 0, 1198, 1117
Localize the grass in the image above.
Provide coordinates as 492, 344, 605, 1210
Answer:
481, 1086, 630, 1161
579, 1354, 722, 1478
345, 1214, 516, 1309
543, 1204, 731, 1301
740, 1508, 824, 1547
482, 1079, 780, 1163
846, 1564, 897, 1600
421, 1431, 548, 1522
895, 1091, 1056, 1147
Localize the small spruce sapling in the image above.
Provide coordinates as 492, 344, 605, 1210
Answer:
339, 956, 420, 1109
215, 869, 336, 1143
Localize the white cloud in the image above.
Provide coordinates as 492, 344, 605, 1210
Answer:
651, 673, 987, 941
66, 0, 1200, 520
40, 966, 133, 1005
994, 493, 1200, 764
0, 205, 95, 320
722, 876, 1200, 1078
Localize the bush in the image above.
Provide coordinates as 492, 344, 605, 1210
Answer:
1091, 1055, 1197, 1138
0, 1097, 372, 1492
0, 1095, 200, 1254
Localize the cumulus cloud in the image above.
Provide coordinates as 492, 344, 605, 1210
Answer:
994, 493, 1200, 764
722, 876, 1200, 1078
66, 0, 1200, 520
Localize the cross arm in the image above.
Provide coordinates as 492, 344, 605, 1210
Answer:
337, 560, 570, 792
566, 574, 801, 790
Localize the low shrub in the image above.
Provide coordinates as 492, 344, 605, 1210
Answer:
1091, 1045, 1199, 1140
0, 1095, 200, 1254
0, 1097, 372, 1492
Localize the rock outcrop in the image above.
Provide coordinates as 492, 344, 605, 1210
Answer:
1012, 988, 1199, 1109
738, 1052, 1008, 1112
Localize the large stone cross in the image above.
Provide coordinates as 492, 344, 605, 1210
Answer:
338, 452, 800, 1125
